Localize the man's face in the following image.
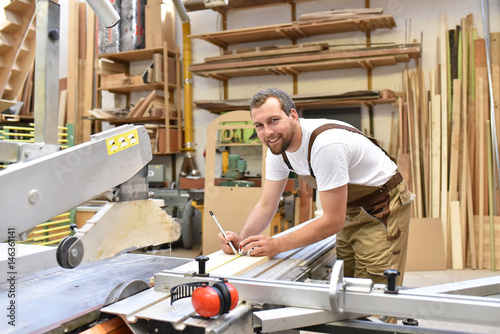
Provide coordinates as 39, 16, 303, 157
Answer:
251, 97, 297, 155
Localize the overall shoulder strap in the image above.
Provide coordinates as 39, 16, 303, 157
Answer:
282, 123, 395, 178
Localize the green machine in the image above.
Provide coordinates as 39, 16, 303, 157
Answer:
219, 154, 255, 187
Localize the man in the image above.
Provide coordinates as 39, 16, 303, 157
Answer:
218, 88, 415, 285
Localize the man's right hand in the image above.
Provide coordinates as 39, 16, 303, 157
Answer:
218, 231, 242, 254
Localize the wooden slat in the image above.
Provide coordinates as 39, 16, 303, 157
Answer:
440, 13, 450, 267
205, 43, 328, 63
450, 201, 464, 269
67, 0, 80, 139
475, 39, 488, 269
82, 4, 96, 142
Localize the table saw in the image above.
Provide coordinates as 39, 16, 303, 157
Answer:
96, 225, 500, 334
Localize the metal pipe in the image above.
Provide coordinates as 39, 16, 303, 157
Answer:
481, 0, 500, 215
172, 0, 200, 177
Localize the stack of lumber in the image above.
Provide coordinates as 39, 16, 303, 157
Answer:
195, 89, 397, 114
189, 9, 395, 47
88, 92, 172, 122
189, 43, 421, 80
399, 13, 500, 271
0, 0, 36, 113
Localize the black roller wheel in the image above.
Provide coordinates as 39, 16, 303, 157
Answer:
56, 236, 84, 269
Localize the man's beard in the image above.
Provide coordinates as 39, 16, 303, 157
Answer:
268, 125, 294, 155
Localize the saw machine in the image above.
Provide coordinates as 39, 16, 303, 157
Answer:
98, 222, 500, 334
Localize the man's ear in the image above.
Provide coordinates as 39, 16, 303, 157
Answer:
290, 108, 299, 122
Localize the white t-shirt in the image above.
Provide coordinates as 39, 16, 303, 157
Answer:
265, 118, 398, 191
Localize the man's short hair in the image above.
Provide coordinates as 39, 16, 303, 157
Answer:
249, 88, 296, 116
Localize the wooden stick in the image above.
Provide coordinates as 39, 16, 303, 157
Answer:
450, 200, 464, 269
460, 17, 469, 263
486, 121, 496, 271
478, 76, 486, 269
449, 79, 462, 268
431, 94, 442, 218
440, 14, 450, 266
410, 71, 423, 218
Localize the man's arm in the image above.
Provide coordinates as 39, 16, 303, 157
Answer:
219, 178, 288, 254
240, 184, 347, 257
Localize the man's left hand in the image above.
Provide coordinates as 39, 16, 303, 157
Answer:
240, 235, 281, 257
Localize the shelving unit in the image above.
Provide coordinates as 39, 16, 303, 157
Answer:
96, 43, 182, 154
188, 6, 417, 110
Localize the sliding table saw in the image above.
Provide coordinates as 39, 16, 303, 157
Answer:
97, 222, 500, 334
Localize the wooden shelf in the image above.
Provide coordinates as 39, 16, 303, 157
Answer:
190, 44, 420, 80
190, 15, 396, 47
98, 82, 176, 94
196, 89, 397, 113
95, 44, 183, 154
97, 47, 176, 62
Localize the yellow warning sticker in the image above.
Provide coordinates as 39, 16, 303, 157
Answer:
106, 128, 139, 155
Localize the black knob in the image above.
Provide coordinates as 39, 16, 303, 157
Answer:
403, 318, 419, 326
195, 255, 209, 275
70, 223, 78, 232
383, 269, 400, 294
48, 28, 60, 40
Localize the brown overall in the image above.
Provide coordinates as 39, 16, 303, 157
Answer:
282, 124, 415, 286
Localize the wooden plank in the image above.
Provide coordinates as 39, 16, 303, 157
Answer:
405, 71, 418, 218
440, 13, 449, 267
475, 38, 488, 268
449, 80, 461, 201
299, 8, 384, 21
58, 90, 67, 128
82, 4, 96, 143
410, 71, 423, 218
406, 218, 447, 271
447, 79, 462, 268
430, 94, 441, 218
130, 90, 157, 119
183, 0, 317, 12
19, 60, 34, 116
459, 17, 469, 264
66, 0, 80, 140
450, 201, 464, 269
127, 97, 146, 118
205, 43, 328, 63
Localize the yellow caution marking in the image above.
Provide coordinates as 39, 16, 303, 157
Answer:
106, 128, 139, 155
